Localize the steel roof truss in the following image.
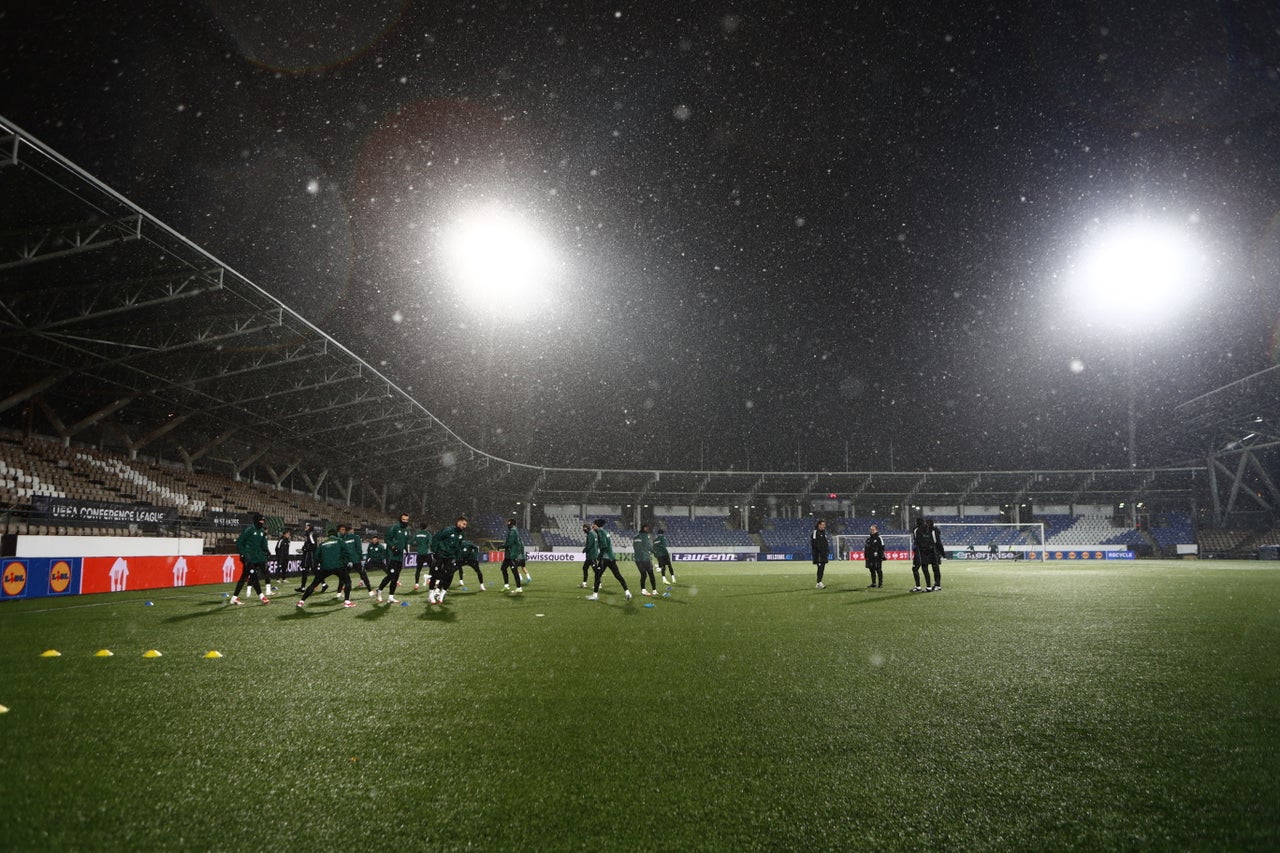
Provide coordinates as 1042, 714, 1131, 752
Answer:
0, 215, 143, 270
8, 269, 225, 333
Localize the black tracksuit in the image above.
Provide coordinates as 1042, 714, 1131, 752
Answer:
811, 525, 830, 584
913, 523, 935, 589
864, 532, 885, 587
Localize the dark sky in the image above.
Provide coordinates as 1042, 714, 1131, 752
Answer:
3, 1, 1280, 472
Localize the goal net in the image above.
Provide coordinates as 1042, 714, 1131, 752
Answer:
934, 522, 1045, 562
834, 533, 914, 561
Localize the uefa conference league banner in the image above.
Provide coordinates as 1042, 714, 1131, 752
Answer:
31, 495, 177, 529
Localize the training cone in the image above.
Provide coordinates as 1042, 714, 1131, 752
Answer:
644, 602, 655, 608
0, 704, 8, 713
142, 649, 163, 658
39, 650, 61, 658
400, 601, 409, 607
203, 651, 223, 659
94, 649, 113, 657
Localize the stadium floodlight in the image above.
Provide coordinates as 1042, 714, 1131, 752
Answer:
1063, 215, 1211, 466
439, 203, 557, 313
1066, 219, 1208, 327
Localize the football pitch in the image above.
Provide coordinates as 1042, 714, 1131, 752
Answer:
1, 560, 1277, 851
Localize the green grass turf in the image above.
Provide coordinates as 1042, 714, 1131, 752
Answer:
1, 560, 1278, 851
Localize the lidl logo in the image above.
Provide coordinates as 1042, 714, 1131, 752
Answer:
3, 561, 27, 596
50, 560, 72, 593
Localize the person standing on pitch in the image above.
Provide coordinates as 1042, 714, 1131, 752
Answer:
375, 531, 404, 601
865, 524, 885, 588
500, 518, 525, 593
927, 518, 944, 591
231, 512, 271, 605
811, 518, 831, 589
428, 516, 468, 604
296, 521, 318, 593
579, 522, 594, 589
386, 511, 411, 591
912, 517, 935, 592
298, 526, 355, 608
458, 539, 485, 590
653, 526, 676, 585
588, 519, 631, 601
273, 527, 293, 595
412, 522, 433, 591
633, 523, 659, 596
338, 524, 368, 594
364, 535, 389, 600
910, 517, 925, 591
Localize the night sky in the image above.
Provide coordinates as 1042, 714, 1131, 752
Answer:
3, 2, 1280, 473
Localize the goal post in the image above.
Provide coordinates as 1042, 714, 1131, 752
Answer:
933, 522, 1045, 562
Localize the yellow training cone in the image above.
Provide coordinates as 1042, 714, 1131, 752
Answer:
0, 705, 8, 713
142, 649, 163, 658
203, 651, 223, 659
39, 649, 61, 658
94, 649, 114, 657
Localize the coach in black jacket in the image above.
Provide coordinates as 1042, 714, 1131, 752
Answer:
811, 519, 830, 589
864, 525, 885, 588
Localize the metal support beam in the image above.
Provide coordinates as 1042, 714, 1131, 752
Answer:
0, 370, 70, 415
234, 445, 272, 478
1, 131, 17, 167
1247, 450, 1280, 512
33, 397, 67, 438
302, 468, 329, 500
272, 459, 301, 489
65, 395, 137, 438
1206, 456, 1222, 527
179, 426, 238, 468
0, 215, 143, 271
128, 413, 194, 455
5, 271, 223, 335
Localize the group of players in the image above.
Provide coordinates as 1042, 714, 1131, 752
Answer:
228, 512, 532, 607
232, 511, 945, 608
577, 519, 678, 601
809, 517, 944, 592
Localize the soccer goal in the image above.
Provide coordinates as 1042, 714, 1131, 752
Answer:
834, 533, 914, 560
934, 522, 1045, 562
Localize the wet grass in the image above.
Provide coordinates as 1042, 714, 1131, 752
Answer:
1, 560, 1277, 850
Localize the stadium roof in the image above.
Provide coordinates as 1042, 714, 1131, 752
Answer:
0, 114, 1248, 516
0, 114, 519, 509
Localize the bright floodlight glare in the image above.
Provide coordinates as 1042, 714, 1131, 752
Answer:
439, 205, 556, 311
1068, 221, 1207, 325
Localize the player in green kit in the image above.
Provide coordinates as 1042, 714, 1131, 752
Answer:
653, 527, 677, 585
500, 518, 525, 594
587, 519, 631, 602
